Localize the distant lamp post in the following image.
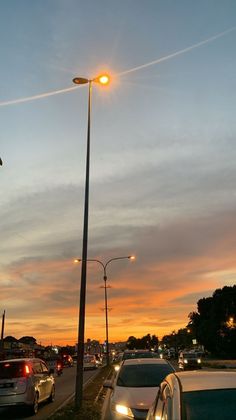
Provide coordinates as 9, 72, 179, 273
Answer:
74, 255, 135, 366
72, 73, 110, 410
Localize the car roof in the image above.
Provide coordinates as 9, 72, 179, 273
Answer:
0, 358, 43, 364
122, 358, 170, 366
124, 349, 153, 353
166, 371, 236, 392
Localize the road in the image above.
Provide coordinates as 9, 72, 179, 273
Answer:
0, 364, 100, 420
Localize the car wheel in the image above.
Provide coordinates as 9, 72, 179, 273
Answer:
48, 385, 55, 403
28, 392, 39, 415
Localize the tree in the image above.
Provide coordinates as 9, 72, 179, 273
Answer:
188, 286, 236, 357
126, 334, 159, 350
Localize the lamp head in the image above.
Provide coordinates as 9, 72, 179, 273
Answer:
74, 258, 81, 263
72, 77, 89, 85
94, 74, 110, 85
129, 255, 135, 261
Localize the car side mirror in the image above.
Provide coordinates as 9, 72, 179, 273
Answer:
103, 379, 113, 389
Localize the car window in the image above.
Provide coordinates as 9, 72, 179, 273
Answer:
117, 364, 174, 387
183, 353, 197, 359
33, 362, 43, 374
0, 361, 26, 379
182, 389, 236, 420
41, 362, 49, 373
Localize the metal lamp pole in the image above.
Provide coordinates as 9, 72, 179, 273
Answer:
74, 256, 135, 366
72, 74, 110, 409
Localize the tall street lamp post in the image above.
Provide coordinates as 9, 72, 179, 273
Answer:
72, 73, 110, 409
74, 255, 135, 366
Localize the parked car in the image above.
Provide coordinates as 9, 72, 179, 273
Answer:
103, 358, 175, 419
147, 371, 236, 420
178, 351, 202, 370
0, 358, 55, 415
83, 354, 98, 370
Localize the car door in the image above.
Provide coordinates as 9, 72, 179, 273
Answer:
40, 361, 53, 398
33, 361, 46, 402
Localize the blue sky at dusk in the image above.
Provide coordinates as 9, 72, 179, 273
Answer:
1, 0, 236, 345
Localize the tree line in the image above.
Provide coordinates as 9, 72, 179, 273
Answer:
126, 285, 236, 359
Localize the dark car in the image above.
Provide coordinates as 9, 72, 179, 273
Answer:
178, 351, 202, 370
122, 349, 159, 360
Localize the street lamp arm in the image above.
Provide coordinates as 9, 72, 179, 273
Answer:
104, 255, 134, 270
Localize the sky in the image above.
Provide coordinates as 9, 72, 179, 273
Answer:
1, 0, 236, 346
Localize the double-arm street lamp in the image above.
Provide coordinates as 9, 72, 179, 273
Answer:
74, 255, 135, 366
72, 73, 110, 409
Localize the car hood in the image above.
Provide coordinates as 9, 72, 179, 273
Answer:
112, 385, 159, 409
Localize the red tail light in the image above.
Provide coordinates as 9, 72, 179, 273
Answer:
25, 365, 30, 375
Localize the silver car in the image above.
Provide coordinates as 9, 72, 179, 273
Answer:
104, 358, 175, 419
0, 358, 55, 415
147, 371, 236, 419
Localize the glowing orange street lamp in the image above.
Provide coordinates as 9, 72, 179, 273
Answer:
72, 73, 110, 409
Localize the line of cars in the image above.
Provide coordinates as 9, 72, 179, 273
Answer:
104, 349, 236, 419
0, 352, 103, 416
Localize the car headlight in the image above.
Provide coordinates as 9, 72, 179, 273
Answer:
184, 359, 188, 363
115, 404, 134, 418
197, 358, 201, 363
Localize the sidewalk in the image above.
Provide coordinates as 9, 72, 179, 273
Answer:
203, 359, 236, 369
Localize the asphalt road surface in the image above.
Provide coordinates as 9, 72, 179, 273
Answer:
0, 364, 100, 420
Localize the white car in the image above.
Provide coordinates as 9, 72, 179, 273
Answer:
147, 371, 236, 420
83, 354, 98, 370
0, 358, 55, 415
103, 358, 175, 419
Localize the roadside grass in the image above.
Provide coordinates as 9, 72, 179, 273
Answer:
202, 361, 227, 369
49, 364, 113, 420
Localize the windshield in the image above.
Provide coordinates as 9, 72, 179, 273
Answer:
183, 353, 198, 359
117, 363, 174, 387
182, 389, 236, 420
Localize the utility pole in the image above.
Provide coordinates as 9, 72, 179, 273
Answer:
0, 310, 5, 357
